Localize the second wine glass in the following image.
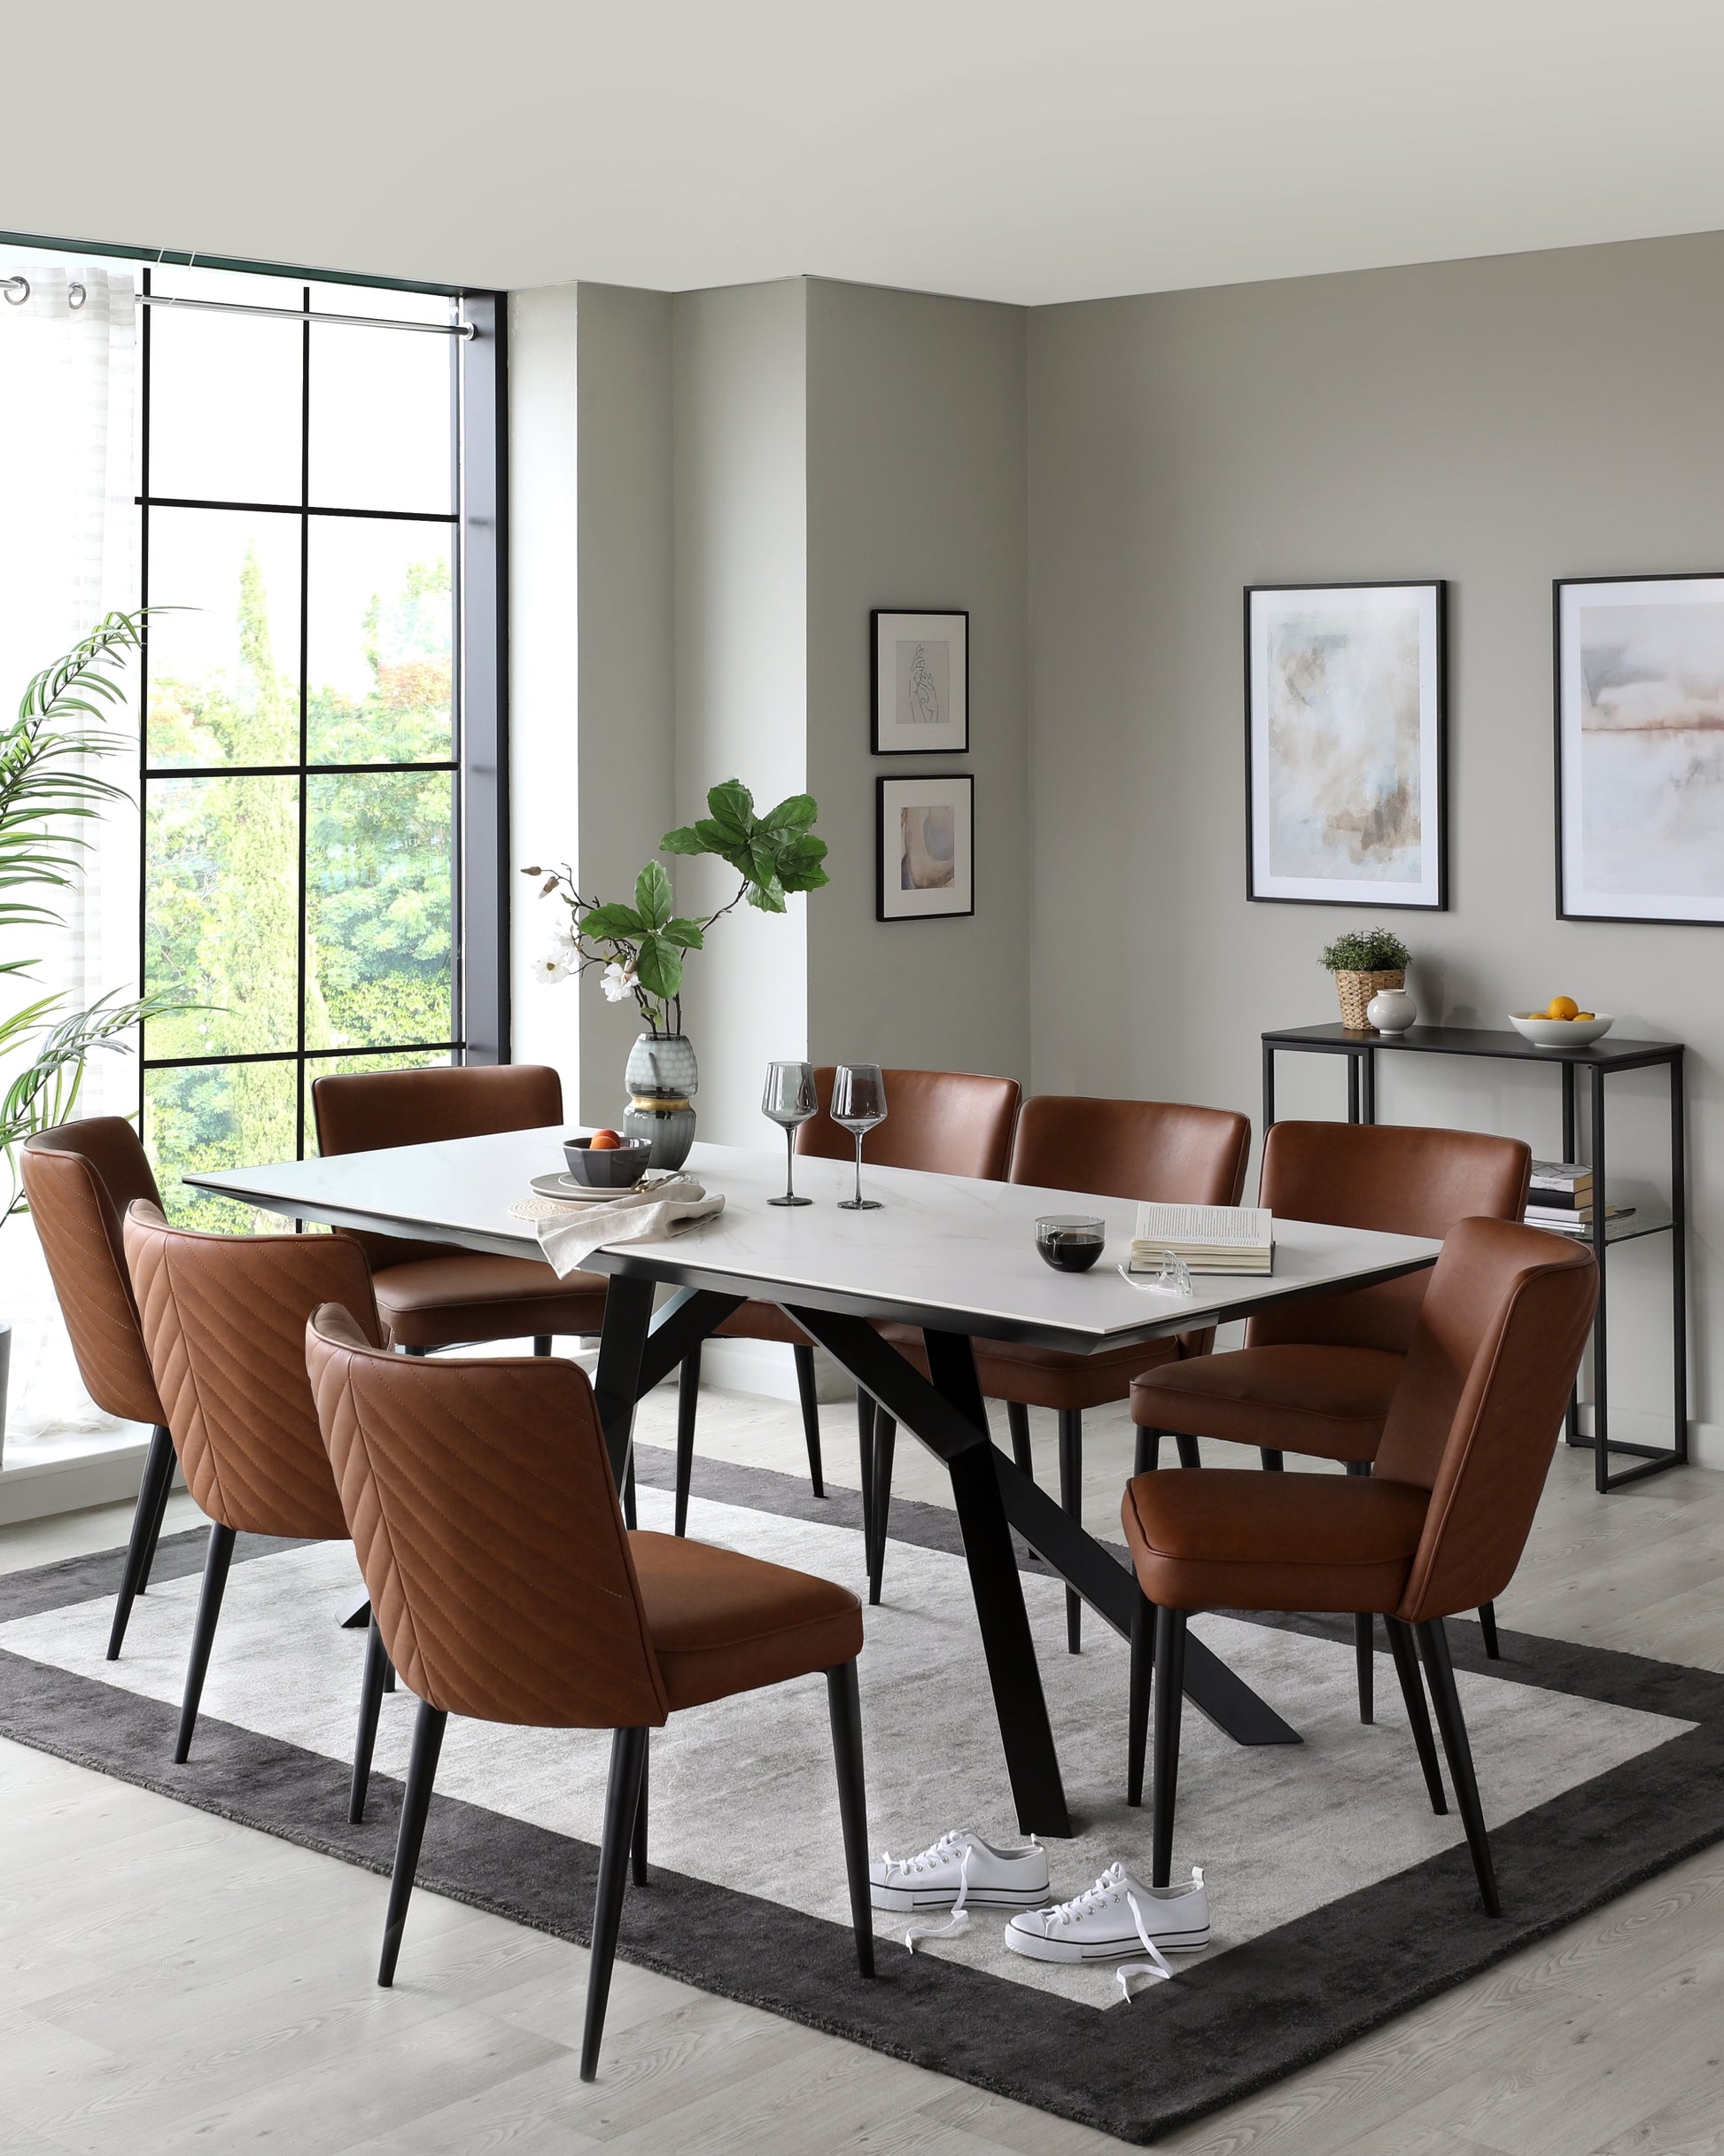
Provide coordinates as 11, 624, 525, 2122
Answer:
762, 1060, 817, 1206
831, 1062, 888, 1210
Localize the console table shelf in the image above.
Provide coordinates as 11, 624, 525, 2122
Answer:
1261, 1022, 1687, 1493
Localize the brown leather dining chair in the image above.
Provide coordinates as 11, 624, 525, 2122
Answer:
1131, 1121, 1532, 1718
1122, 1218, 1597, 1916
874, 1094, 1251, 1643
123, 1201, 394, 1815
20, 1119, 177, 1662
304, 1303, 874, 2082
673, 1066, 1022, 1545
311, 1064, 606, 1358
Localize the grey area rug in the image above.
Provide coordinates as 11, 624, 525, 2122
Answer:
4, 1443, 1724, 2146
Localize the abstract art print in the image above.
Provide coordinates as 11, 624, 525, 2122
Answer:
1557, 573, 1724, 924
873, 610, 969, 753
1246, 581, 1447, 910
876, 773, 974, 921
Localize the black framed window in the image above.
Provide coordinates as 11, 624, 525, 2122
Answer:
131, 261, 507, 1226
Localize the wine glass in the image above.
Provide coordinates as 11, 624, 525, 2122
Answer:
762, 1060, 817, 1207
831, 1062, 888, 1210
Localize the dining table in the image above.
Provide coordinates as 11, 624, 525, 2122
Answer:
190, 1127, 1441, 1839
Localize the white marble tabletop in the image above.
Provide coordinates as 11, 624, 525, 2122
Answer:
190, 1125, 1440, 1358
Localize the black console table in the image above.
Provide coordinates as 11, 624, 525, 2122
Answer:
1261, 1023, 1687, 1493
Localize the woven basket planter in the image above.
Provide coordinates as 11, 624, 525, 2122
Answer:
1333, 968, 1405, 1031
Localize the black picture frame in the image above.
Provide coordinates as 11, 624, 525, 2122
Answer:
1244, 580, 1448, 913
871, 609, 970, 754
1555, 571, 1724, 927
875, 772, 975, 922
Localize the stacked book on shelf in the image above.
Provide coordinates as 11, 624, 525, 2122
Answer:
1525, 1160, 1633, 1234
1130, 1203, 1274, 1274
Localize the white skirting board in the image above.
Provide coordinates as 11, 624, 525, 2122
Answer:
696, 1338, 854, 1405
0, 1442, 182, 1527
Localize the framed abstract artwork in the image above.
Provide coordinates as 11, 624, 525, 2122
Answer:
1245, 580, 1448, 911
876, 773, 974, 922
1557, 573, 1724, 924
872, 609, 969, 753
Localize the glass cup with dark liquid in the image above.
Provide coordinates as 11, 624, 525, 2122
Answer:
1036, 1214, 1106, 1273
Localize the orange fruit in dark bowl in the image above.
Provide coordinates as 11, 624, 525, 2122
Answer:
590, 1129, 624, 1149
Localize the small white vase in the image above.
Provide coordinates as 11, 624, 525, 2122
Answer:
1365, 985, 1417, 1034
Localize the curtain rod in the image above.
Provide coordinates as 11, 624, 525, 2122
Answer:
1, 274, 475, 338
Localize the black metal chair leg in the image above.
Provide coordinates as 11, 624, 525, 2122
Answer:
1127, 1588, 1152, 1805
1343, 1462, 1375, 1722
107, 1424, 176, 1661
1151, 1605, 1188, 1887
1174, 1433, 1202, 1469
1057, 1408, 1083, 1654
379, 1700, 448, 1985
1134, 1425, 1161, 1475
1417, 1617, 1501, 1916
1006, 1399, 1035, 1479
621, 1449, 637, 1530
793, 1343, 826, 1498
349, 1617, 390, 1825
1384, 1615, 1447, 1815
631, 1738, 649, 1887
173, 1522, 236, 1763
532, 1335, 552, 1356
856, 1391, 877, 1584
868, 1415, 897, 1605
1260, 1449, 1285, 1471
139, 1434, 176, 1587
1479, 1600, 1501, 1659
580, 1724, 650, 2081
673, 1347, 700, 1537
825, 1660, 875, 1980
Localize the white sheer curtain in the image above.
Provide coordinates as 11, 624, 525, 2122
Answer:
0, 256, 144, 1465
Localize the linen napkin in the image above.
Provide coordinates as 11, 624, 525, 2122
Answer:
527, 1176, 726, 1278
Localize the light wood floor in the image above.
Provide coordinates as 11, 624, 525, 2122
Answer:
3, 1386, 1722, 2154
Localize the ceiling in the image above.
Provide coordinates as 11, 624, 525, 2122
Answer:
9, 0, 1724, 305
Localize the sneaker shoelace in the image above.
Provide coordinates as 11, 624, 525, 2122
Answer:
884, 1833, 973, 1952
1039, 1863, 1176, 2001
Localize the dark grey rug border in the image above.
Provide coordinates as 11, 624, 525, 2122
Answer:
4, 1445, 1723, 2144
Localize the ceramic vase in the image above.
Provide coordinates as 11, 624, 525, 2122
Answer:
623, 1032, 699, 1170
1365, 985, 1417, 1034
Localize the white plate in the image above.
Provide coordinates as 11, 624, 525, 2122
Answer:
528, 1171, 641, 1203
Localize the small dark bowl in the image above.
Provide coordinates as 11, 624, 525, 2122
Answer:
1036, 1213, 1106, 1273
562, 1134, 653, 1188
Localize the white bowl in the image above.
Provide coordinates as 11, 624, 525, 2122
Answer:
1509, 1011, 1614, 1048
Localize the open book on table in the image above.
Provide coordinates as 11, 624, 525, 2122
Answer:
1129, 1203, 1274, 1275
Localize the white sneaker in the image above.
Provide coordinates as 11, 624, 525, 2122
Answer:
870, 1831, 1052, 1950
1005, 1863, 1209, 1999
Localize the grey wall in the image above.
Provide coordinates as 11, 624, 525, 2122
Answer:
805, 279, 1029, 1082
1027, 230, 1724, 1463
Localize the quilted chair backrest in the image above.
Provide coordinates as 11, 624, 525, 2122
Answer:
1009, 1095, 1251, 1207
306, 1304, 669, 1730
123, 1202, 380, 1539
20, 1119, 167, 1426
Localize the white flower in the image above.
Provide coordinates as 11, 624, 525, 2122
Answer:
532, 952, 571, 985
601, 959, 638, 1003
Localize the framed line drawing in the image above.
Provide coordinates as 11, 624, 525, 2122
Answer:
876, 773, 974, 922
872, 610, 969, 754
1245, 580, 1448, 911
1557, 572, 1724, 925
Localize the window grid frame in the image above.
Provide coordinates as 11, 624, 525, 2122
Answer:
136, 264, 469, 1171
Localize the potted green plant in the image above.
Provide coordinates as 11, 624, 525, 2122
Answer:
2, 612, 186, 1459
1320, 926, 1412, 1031
524, 780, 828, 1165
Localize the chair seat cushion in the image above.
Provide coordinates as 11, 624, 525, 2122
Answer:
874, 1321, 1179, 1412
1130, 1343, 1403, 1464
1121, 1468, 1429, 1614
629, 1529, 863, 1709
372, 1254, 607, 1350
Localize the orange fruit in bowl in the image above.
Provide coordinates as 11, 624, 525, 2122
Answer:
589, 1129, 624, 1149
1545, 996, 1580, 1021
1575, 1011, 1596, 1021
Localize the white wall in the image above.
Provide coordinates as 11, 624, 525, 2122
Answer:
1027, 230, 1724, 1464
